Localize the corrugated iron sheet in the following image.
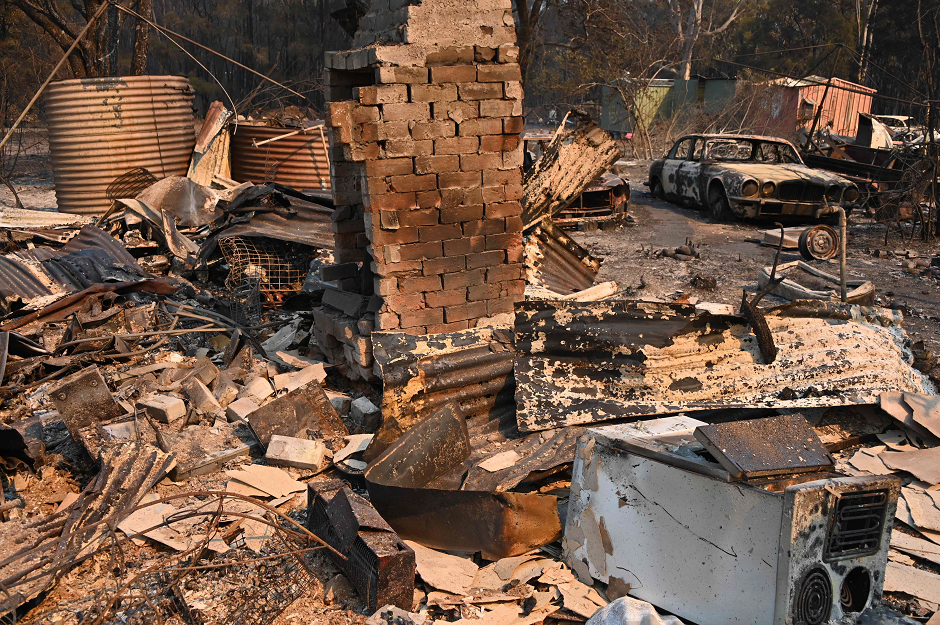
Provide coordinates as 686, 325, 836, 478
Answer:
44, 75, 196, 215
231, 123, 331, 192
521, 110, 621, 228
0, 207, 92, 229
524, 218, 600, 294
0, 226, 149, 305
514, 299, 936, 432
367, 327, 515, 460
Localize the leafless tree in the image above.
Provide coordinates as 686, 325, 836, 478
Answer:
668, 0, 747, 80
855, 0, 880, 83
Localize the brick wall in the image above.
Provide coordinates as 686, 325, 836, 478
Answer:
313, 0, 525, 381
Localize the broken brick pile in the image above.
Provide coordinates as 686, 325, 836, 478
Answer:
312, 0, 526, 381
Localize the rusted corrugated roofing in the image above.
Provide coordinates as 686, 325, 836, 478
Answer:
367, 326, 515, 460
524, 218, 600, 294
514, 299, 936, 432
0, 226, 149, 306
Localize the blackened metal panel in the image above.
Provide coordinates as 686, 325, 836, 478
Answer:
524, 218, 600, 295
514, 299, 936, 432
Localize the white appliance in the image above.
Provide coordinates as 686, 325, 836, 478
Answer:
564, 416, 900, 625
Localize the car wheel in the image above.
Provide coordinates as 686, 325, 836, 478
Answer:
651, 178, 665, 200
709, 186, 730, 222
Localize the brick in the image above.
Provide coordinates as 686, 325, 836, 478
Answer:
400, 307, 444, 328
425, 288, 469, 308
371, 226, 418, 245
364, 158, 414, 177
463, 218, 506, 236
503, 144, 525, 168
376, 66, 428, 83
427, 320, 472, 334
435, 136, 479, 154
416, 190, 442, 208
423, 255, 466, 275
458, 82, 503, 101
503, 184, 524, 201
482, 186, 505, 203
415, 154, 459, 174
356, 84, 408, 105
419, 223, 462, 242
379, 210, 400, 230
507, 244, 523, 263
487, 298, 516, 315
479, 99, 515, 117
458, 118, 503, 137
382, 102, 430, 122
466, 250, 505, 269
461, 153, 503, 171
441, 204, 484, 224
138, 394, 186, 423
497, 45, 520, 63
504, 279, 526, 298
411, 121, 456, 141
483, 168, 522, 186
182, 378, 222, 415
397, 209, 439, 226
468, 283, 501, 301
485, 232, 523, 251
425, 47, 462, 65
433, 101, 479, 123
320, 263, 359, 281
445, 301, 487, 323
345, 142, 380, 161
480, 134, 520, 152
365, 192, 418, 211
503, 116, 525, 134
505, 215, 524, 233
378, 121, 411, 141
410, 84, 458, 102
439, 170, 482, 188
226, 397, 259, 422
474, 46, 497, 62
383, 293, 426, 311
389, 174, 437, 192
444, 235, 485, 256
486, 263, 523, 283
440, 188, 468, 208
266, 435, 330, 472
374, 277, 397, 295
430, 65, 477, 83
477, 63, 522, 82
485, 201, 523, 219
352, 105, 380, 124
385, 139, 433, 157
400, 326, 427, 336
375, 311, 400, 330
443, 268, 485, 289
505, 81, 524, 100
398, 274, 442, 294
359, 122, 380, 142
399, 241, 443, 261
351, 397, 381, 430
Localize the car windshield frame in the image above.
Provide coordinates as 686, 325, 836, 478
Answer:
698, 138, 804, 165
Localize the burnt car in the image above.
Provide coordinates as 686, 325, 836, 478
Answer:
648, 134, 859, 221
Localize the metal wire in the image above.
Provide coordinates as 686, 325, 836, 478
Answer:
218, 236, 312, 300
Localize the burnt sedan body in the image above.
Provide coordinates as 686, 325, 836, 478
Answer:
649, 134, 860, 221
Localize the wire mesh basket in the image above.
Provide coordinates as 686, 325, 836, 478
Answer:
219, 236, 312, 302
231, 276, 262, 327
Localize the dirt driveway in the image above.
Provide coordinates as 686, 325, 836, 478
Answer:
570, 161, 940, 359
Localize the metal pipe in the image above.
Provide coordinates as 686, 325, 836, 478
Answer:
839, 206, 847, 303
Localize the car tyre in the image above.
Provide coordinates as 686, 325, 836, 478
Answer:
709, 186, 730, 222
651, 178, 665, 200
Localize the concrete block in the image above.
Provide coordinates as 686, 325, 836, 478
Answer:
241, 376, 274, 402
138, 394, 186, 424
182, 378, 223, 415
351, 397, 381, 430
226, 397, 259, 422
265, 435, 331, 472
325, 390, 352, 416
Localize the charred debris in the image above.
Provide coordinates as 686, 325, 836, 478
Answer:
1, 5, 940, 625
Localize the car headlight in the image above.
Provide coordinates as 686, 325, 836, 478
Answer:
826, 185, 842, 202
761, 182, 776, 197
741, 180, 759, 197
843, 186, 859, 203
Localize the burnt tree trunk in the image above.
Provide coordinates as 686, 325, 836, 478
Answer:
131, 0, 152, 75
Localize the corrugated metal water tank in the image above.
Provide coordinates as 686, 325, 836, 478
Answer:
230, 123, 331, 191
44, 75, 196, 214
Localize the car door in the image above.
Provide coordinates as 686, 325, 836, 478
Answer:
661, 137, 694, 198
676, 138, 705, 205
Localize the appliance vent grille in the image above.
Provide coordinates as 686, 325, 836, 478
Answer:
825, 489, 888, 560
